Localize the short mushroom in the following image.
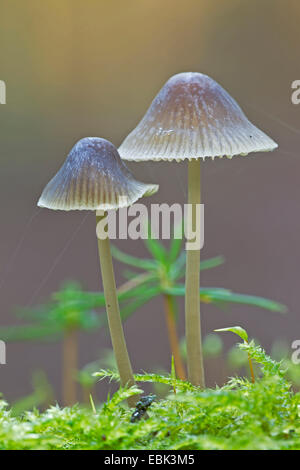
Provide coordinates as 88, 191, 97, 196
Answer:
118, 72, 278, 387
38, 137, 158, 406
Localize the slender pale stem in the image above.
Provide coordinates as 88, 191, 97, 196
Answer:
185, 159, 205, 387
96, 213, 138, 407
117, 273, 152, 295
163, 294, 186, 380
63, 328, 78, 406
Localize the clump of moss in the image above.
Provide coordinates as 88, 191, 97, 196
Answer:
0, 339, 299, 450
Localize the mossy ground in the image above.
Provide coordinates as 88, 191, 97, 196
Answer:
0, 341, 299, 450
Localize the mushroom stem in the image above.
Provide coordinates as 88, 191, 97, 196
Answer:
63, 328, 78, 406
96, 213, 138, 407
185, 159, 205, 387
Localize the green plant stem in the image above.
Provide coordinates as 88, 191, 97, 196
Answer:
163, 294, 186, 380
96, 213, 138, 407
63, 328, 77, 406
248, 354, 255, 383
82, 385, 94, 405
246, 340, 255, 384
185, 159, 205, 387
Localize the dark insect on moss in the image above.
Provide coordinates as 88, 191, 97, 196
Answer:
130, 394, 156, 423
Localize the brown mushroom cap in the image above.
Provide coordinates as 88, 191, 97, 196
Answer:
119, 72, 277, 162
38, 137, 158, 211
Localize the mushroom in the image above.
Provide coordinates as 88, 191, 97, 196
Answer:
119, 72, 278, 387
38, 137, 158, 406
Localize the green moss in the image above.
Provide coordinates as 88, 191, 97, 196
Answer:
0, 341, 299, 450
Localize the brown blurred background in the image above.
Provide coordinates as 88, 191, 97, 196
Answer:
0, 0, 300, 403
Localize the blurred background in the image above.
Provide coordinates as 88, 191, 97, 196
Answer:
0, 0, 300, 407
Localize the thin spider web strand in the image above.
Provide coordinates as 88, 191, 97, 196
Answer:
0, 208, 42, 291
26, 213, 89, 307
246, 102, 300, 136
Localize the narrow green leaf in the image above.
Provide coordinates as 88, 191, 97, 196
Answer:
200, 256, 225, 271
171, 356, 177, 394
111, 245, 156, 270
143, 223, 168, 263
168, 222, 184, 265
200, 288, 287, 313
89, 394, 96, 414
119, 269, 141, 280
171, 356, 176, 380
120, 286, 162, 320
163, 285, 185, 296
118, 282, 158, 302
170, 251, 186, 280
168, 237, 183, 265
0, 325, 62, 342
215, 326, 249, 343
164, 285, 286, 313
170, 254, 224, 281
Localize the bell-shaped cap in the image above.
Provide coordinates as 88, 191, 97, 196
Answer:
119, 72, 277, 162
38, 137, 158, 211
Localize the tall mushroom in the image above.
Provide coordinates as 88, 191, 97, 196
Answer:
119, 72, 278, 387
38, 137, 158, 406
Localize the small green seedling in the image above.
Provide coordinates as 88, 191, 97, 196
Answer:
215, 326, 255, 383
110, 232, 286, 383
0, 282, 102, 406
89, 394, 97, 414
0, 239, 286, 406
171, 356, 177, 395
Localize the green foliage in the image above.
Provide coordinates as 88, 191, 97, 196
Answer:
77, 350, 117, 389
0, 226, 289, 449
215, 326, 249, 343
0, 282, 103, 342
0, 234, 286, 345
111, 237, 286, 316
0, 341, 299, 450
94, 369, 196, 393
240, 341, 284, 377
